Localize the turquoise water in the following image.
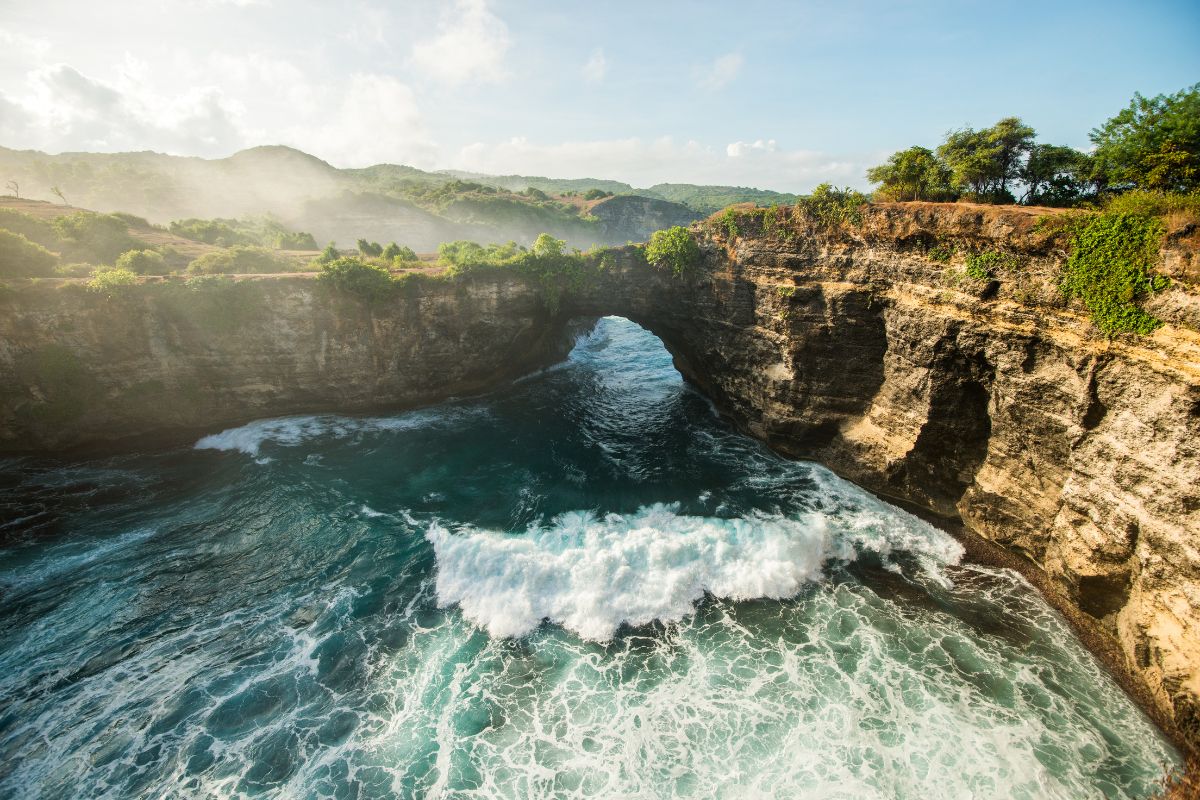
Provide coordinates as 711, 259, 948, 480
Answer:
0, 317, 1179, 799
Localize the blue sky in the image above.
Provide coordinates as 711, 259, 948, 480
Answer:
0, 0, 1196, 191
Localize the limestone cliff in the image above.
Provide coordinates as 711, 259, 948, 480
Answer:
1, 202, 1197, 752
563, 202, 1200, 750
0, 274, 570, 452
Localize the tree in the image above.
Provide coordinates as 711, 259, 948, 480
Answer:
866, 146, 955, 201
531, 233, 565, 259
357, 239, 383, 257
1019, 144, 1093, 206
50, 185, 68, 205
645, 226, 700, 276
115, 249, 168, 275
317, 242, 339, 264
383, 242, 417, 263
1090, 83, 1200, 192
938, 117, 1035, 202
5, 180, 17, 199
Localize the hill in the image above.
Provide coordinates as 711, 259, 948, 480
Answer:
0, 145, 794, 250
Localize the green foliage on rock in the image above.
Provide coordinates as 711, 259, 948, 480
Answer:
963, 250, 1018, 281
115, 249, 168, 275
1061, 213, 1168, 335
187, 246, 288, 275
795, 184, 869, 226
87, 267, 139, 296
0, 229, 58, 277
645, 226, 700, 277
317, 256, 396, 302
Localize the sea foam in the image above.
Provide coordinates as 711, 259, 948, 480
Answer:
194, 408, 485, 457
427, 499, 962, 641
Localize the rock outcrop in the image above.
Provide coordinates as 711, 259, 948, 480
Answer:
0, 274, 570, 452
1, 201, 1196, 751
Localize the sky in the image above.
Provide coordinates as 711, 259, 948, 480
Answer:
0, 0, 1197, 192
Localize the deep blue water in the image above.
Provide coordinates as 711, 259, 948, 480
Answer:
0, 317, 1179, 798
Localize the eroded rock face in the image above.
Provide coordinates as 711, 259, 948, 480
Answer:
563, 202, 1200, 748
0, 274, 571, 452
1, 202, 1197, 749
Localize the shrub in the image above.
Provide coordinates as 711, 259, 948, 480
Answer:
169, 218, 255, 246
0, 229, 58, 277
645, 226, 700, 277
795, 184, 869, 226
116, 248, 168, 275
1103, 189, 1200, 220
1061, 212, 1168, 335
583, 188, 612, 200
0, 208, 59, 248
317, 257, 395, 302
274, 230, 319, 250
53, 212, 141, 263
87, 267, 138, 296
964, 250, 1018, 281
317, 242, 339, 264
382, 242, 418, 262
357, 239, 384, 257
187, 246, 286, 275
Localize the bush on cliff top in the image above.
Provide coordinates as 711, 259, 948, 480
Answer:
187, 246, 289, 275
317, 256, 396, 302
645, 226, 699, 276
0, 229, 58, 277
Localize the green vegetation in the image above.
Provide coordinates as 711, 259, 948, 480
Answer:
867, 83, 1199, 207
187, 245, 291, 275
928, 242, 955, 263
115, 249, 167, 275
52, 211, 142, 263
357, 239, 384, 257
963, 250, 1017, 281
794, 184, 869, 226
169, 217, 317, 250
1090, 83, 1199, 193
645, 183, 799, 214
1061, 213, 1168, 336
436, 233, 607, 313
645, 226, 700, 277
316, 257, 396, 303
867, 146, 955, 202
86, 267, 138, 296
0, 229, 57, 277
382, 242, 417, 262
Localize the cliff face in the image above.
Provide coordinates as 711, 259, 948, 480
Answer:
563, 203, 1200, 748
0, 274, 570, 452
1, 202, 1197, 749
589, 195, 702, 243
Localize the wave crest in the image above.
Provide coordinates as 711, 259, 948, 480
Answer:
427, 500, 961, 641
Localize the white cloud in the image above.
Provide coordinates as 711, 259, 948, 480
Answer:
288, 73, 436, 168
410, 0, 510, 85
696, 52, 743, 91
454, 135, 866, 191
582, 48, 607, 84
727, 138, 777, 157
1, 63, 245, 156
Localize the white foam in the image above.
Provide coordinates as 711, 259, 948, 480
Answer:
194, 408, 485, 457
427, 500, 962, 642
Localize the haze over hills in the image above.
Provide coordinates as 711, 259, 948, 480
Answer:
0, 144, 797, 251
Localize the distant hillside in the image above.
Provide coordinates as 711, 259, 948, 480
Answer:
644, 183, 800, 214
0, 145, 785, 249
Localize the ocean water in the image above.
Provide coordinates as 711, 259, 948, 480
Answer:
0, 316, 1179, 799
